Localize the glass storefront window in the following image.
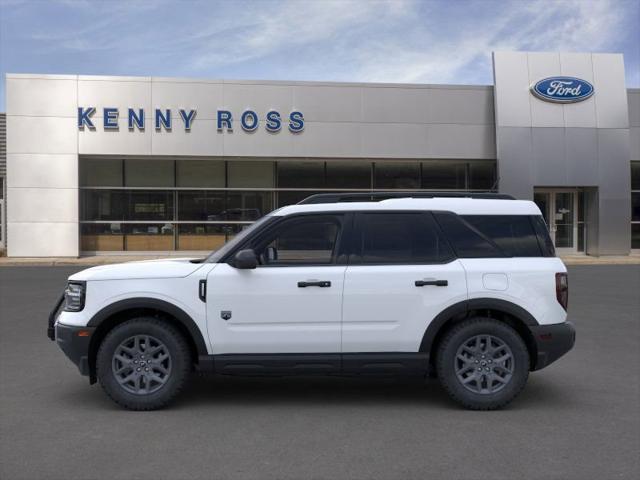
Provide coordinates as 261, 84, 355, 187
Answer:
81, 158, 123, 187
632, 224, 640, 249
123, 223, 174, 251
326, 161, 371, 189
226, 191, 272, 220
178, 191, 225, 221
81, 190, 126, 221
374, 162, 420, 189
125, 159, 175, 187
176, 160, 225, 188
277, 161, 325, 188
631, 162, 640, 190
632, 192, 640, 222
468, 162, 496, 190
177, 224, 240, 251
79, 156, 500, 252
228, 161, 274, 188
80, 223, 125, 251
277, 191, 323, 208
421, 162, 466, 189
128, 191, 174, 221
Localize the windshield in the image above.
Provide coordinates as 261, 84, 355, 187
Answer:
205, 215, 274, 263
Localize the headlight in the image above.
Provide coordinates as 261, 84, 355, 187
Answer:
63, 282, 86, 312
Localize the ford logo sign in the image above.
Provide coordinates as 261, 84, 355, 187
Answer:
531, 77, 594, 103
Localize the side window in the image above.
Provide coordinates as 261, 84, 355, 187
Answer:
356, 213, 454, 264
254, 215, 342, 266
462, 215, 543, 257
433, 212, 503, 258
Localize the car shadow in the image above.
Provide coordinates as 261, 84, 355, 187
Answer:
53, 373, 574, 412
172, 373, 574, 411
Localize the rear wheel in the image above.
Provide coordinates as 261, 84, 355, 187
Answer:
436, 318, 529, 410
96, 317, 191, 410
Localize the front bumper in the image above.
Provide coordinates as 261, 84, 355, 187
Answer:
530, 321, 576, 371
48, 295, 94, 376
54, 323, 95, 376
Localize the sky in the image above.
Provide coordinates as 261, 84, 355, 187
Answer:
0, 0, 639, 111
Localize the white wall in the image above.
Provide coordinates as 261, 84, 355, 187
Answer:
6, 75, 79, 256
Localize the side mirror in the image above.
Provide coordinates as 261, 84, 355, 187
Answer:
233, 249, 258, 269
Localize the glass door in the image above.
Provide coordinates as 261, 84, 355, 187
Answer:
553, 192, 575, 251
534, 189, 579, 254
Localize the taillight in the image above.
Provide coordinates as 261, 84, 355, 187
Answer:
556, 272, 568, 311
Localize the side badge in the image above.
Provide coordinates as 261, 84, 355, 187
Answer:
221, 311, 232, 321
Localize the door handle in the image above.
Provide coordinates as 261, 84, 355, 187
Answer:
298, 280, 331, 288
415, 279, 448, 287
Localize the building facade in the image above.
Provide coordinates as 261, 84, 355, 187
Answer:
3, 51, 640, 257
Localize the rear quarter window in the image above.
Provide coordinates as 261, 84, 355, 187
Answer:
462, 215, 543, 257
434, 213, 549, 258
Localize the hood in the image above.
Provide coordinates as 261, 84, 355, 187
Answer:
68, 258, 206, 282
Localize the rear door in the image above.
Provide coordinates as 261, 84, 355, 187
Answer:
342, 212, 467, 352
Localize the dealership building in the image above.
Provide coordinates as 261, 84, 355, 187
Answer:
1, 51, 639, 257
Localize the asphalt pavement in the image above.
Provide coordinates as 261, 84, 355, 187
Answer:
0, 265, 639, 480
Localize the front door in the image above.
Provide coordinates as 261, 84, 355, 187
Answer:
534, 190, 578, 254
206, 213, 347, 354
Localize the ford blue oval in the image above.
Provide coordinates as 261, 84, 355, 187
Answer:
531, 77, 594, 103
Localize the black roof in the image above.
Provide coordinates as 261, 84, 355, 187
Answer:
297, 191, 515, 205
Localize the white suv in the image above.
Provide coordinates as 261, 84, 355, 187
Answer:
49, 193, 575, 411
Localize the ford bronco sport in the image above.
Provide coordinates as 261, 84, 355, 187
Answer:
49, 192, 575, 410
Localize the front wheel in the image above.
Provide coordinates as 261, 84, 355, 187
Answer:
436, 318, 529, 410
96, 317, 191, 410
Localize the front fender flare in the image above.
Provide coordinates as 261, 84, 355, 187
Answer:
86, 297, 208, 356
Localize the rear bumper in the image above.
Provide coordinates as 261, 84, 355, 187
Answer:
530, 321, 576, 371
54, 323, 95, 376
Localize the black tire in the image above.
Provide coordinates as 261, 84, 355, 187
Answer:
96, 317, 191, 411
436, 317, 529, 410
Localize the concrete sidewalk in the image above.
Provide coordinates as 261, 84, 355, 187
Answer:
1, 254, 639, 266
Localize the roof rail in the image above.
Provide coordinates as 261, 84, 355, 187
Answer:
297, 191, 515, 205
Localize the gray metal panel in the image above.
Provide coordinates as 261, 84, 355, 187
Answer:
492, 52, 531, 127
6, 77, 77, 118
425, 88, 494, 125
531, 127, 566, 185
292, 84, 361, 123
361, 87, 429, 124
597, 198, 631, 254
565, 128, 598, 185
151, 80, 223, 120
527, 52, 564, 128
223, 83, 294, 120
495, 126, 534, 199
592, 54, 629, 129
630, 127, 640, 161
360, 123, 427, 158
628, 90, 640, 127
597, 129, 631, 199
428, 124, 495, 159
78, 78, 152, 117
560, 53, 597, 128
